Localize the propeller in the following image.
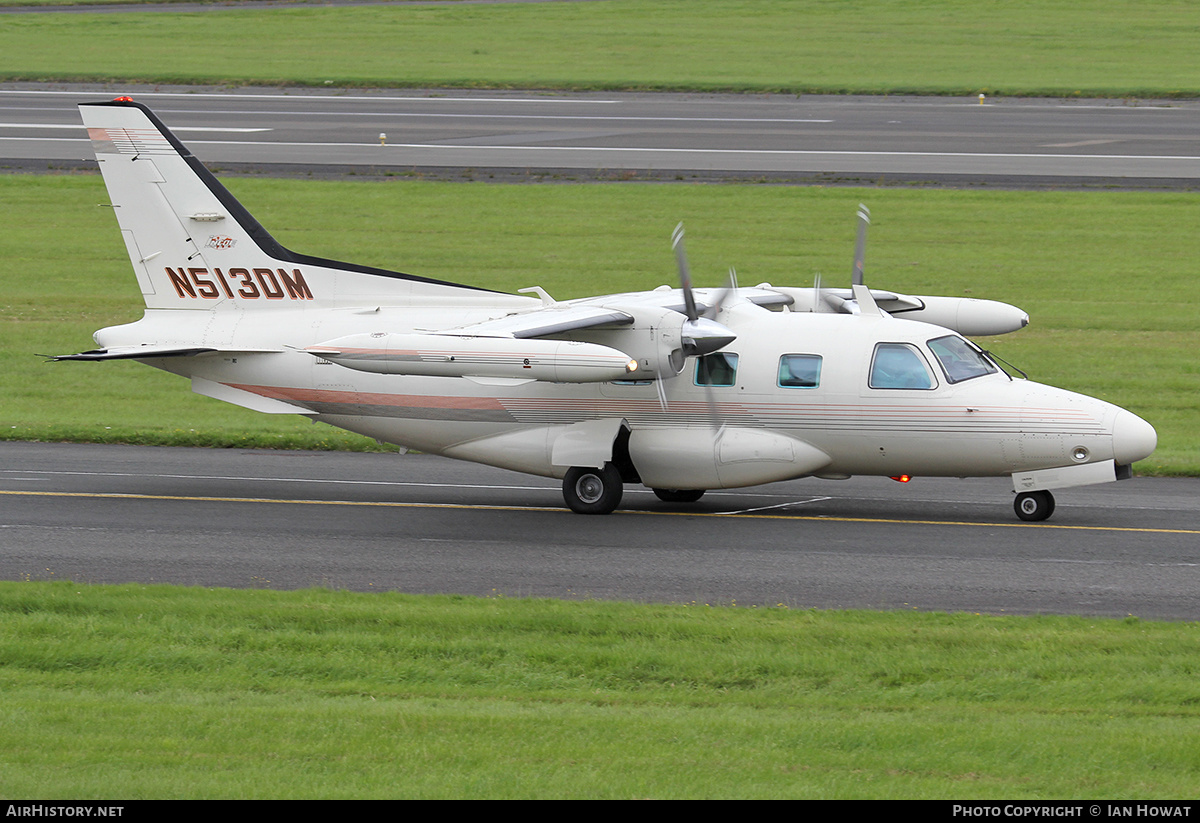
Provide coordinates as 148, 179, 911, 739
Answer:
702, 266, 738, 320
812, 271, 831, 313
670, 223, 737, 359
671, 222, 698, 322
813, 204, 871, 314
669, 223, 735, 438
852, 203, 870, 286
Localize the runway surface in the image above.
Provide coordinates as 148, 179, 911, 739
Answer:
3, 84, 1199, 186
2, 442, 1196, 619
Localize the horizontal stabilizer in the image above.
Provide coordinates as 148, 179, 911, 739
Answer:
51, 344, 283, 361
51, 345, 217, 361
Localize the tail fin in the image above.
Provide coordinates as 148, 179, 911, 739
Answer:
81, 98, 490, 310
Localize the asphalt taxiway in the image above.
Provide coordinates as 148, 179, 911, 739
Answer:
2, 442, 1196, 619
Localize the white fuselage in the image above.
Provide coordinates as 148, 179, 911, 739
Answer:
99, 297, 1151, 491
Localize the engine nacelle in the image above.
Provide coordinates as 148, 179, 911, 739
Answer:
566, 304, 694, 379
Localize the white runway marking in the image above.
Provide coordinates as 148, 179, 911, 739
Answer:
6, 135, 1193, 166
0, 123, 269, 132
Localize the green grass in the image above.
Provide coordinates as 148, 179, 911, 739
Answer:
0, 0, 341, 4
2, 0, 1199, 97
1, 581, 1198, 798
2, 174, 1196, 472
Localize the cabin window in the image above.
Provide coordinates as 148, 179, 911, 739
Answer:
869, 343, 935, 390
927, 335, 998, 384
694, 352, 739, 387
778, 354, 822, 388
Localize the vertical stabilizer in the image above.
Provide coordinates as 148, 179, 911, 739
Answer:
81, 99, 492, 310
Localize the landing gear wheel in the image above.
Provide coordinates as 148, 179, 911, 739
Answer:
563, 463, 623, 515
652, 488, 706, 503
1014, 490, 1055, 522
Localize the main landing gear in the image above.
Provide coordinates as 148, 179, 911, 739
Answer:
1014, 490, 1055, 522
561, 466, 711, 514
562, 463, 624, 515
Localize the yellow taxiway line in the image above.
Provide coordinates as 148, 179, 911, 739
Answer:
3, 489, 1198, 535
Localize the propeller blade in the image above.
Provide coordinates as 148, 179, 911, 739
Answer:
703, 266, 738, 320
852, 204, 870, 286
667, 225, 730, 439
671, 222, 699, 322
654, 373, 670, 411
813, 272, 830, 313
702, 379, 726, 441
670, 223, 737, 360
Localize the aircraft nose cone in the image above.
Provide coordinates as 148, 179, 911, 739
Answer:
1113, 410, 1157, 466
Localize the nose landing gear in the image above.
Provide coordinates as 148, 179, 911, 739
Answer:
1014, 490, 1055, 522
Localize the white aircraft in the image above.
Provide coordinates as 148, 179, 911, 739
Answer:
57, 98, 1157, 520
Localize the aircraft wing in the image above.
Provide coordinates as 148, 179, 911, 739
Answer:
438, 286, 792, 340
306, 288, 772, 383
438, 303, 635, 339
620, 287, 792, 316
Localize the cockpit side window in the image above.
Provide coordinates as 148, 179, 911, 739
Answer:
869, 343, 935, 390
778, 354, 822, 388
927, 335, 998, 384
694, 352, 739, 387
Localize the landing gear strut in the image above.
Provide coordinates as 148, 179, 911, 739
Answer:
1014, 490, 1055, 522
563, 463, 623, 514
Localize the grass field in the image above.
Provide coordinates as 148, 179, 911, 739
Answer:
2, 0, 1199, 97
3, 1, 1198, 800
3, 174, 1197, 472
1, 581, 1198, 799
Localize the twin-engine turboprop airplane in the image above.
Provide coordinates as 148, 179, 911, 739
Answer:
57, 98, 1157, 520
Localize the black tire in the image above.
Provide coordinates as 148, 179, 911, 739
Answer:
563, 463, 623, 514
1014, 490, 1055, 522
652, 488, 706, 503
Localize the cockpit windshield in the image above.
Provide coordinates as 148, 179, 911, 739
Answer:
927, 335, 998, 384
